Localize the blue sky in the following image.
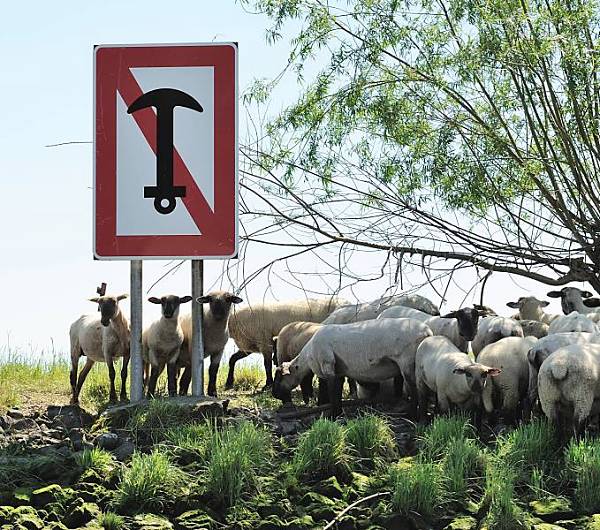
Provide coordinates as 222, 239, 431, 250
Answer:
0, 0, 567, 358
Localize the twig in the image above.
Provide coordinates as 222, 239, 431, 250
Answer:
44, 141, 92, 147
323, 492, 391, 530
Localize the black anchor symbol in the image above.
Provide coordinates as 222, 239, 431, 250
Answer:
127, 88, 204, 215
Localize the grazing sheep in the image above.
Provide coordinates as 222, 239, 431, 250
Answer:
472, 316, 523, 357
69, 294, 130, 404
538, 343, 600, 438
547, 287, 600, 322
506, 296, 558, 324
178, 291, 243, 397
519, 320, 549, 338
415, 336, 502, 425
272, 318, 432, 417
426, 307, 484, 352
226, 297, 347, 389
377, 305, 431, 322
548, 312, 598, 334
142, 295, 192, 398
478, 336, 538, 424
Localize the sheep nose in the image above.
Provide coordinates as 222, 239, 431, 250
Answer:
101, 319, 110, 327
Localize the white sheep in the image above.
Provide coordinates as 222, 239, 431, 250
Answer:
377, 305, 432, 322
415, 336, 501, 425
548, 311, 598, 334
142, 295, 192, 398
519, 320, 549, 338
272, 317, 432, 416
226, 297, 347, 389
538, 343, 600, 438
547, 287, 600, 322
506, 296, 558, 324
178, 291, 243, 397
69, 294, 130, 404
477, 336, 538, 424
472, 316, 524, 357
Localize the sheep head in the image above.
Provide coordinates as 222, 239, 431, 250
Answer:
272, 361, 300, 404
197, 291, 243, 321
547, 287, 593, 314
441, 307, 482, 341
453, 363, 501, 394
148, 294, 192, 319
89, 294, 128, 327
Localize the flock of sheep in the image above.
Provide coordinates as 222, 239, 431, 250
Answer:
69, 285, 600, 439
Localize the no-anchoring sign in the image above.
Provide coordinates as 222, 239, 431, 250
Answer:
94, 43, 238, 259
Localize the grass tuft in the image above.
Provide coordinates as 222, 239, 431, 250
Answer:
442, 437, 482, 503
98, 511, 125, 530
418, 413, 473, 461
126, 399, 192, 443
483, 458, 522, 530
388, 460, 443, 518
291, 418, 349, 481
75, 448, 116, 476
345, 414, 396, 468
565, 437, 600, 514
163, 422, 212, 464
114, 448, 187, 513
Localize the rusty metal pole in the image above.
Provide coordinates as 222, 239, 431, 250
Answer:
130, 260, 144, 402
191, 260, 205, 396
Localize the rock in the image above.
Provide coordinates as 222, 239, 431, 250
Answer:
74, 483, 110, 505
0, 416, 10, 430
384, 514, 419, 530
530, 498, 574, 522
586, 515, 600, 529
280, 420, 301, 436
11, 506, 44, 530
174, 509, 217, 529
132, 513, 174, 529
113, 439, 135, 461
9, 419, 39, 432
554, 520, 591, 530
68, 428, 85, 451
315, 476, 345, 499
443, 516, 478, 530
63, 499, 100, 528
286, 514, 316, 529
0, 506, 13, 524
49, 406, 95, 430
7, 409, 24, 420
300, 492, 340, 521
257, 515, 287, 530
30, 485, 63, 507
95, 432, 120, 451
533, 525, 569, 530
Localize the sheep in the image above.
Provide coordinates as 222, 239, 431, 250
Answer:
477, 336, 538, 424
178, 291, 243, 397
547, 287, 600, 322
415, 336, 502, 426
506, 296, 558, 324
425, 307, 485, 352
538, 343, 600, 438
519, 320, 549, 338
389, 294, 440, 316
69, 294, 130, 404
226, 297, 347, 390
377, 305, 432, 322
471, 316, 523, 357
548, 311, 598, 334
272, 317, 433, 417
142, 295, 192, 398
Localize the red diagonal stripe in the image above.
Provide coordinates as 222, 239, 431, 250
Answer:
117, 68, 213, 235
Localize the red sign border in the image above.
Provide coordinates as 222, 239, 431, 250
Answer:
94, 42, 238, 260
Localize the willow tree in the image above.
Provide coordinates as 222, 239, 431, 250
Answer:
237, 0, 600, 295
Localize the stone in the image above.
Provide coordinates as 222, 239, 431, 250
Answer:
530, 498, 574, 522
174, 509, 217, 530
95, 432, 120, 451
7, 409, 24, 420
280, 420, 301, 436
257, 515, 287, 530
11, 506, 44, 530
315, 476, 345, 499
10, 419, 39, 432
533, 525, 568, 530
443, 516, 478, 530
68, 429, 85, 451
30, 485, 63, 507
74, 483, 110, 505
49, 406, 95, 430
132, 513, 174, 529
286, 514, 316, 529
0, 416, 10, 430
0, 506, 13, 524
553, 520, 591, 530
63, 500, 100, 529
113, 439, 135, 461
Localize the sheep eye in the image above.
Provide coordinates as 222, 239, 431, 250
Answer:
482, 373, 488, 379
465, 372, 473, 378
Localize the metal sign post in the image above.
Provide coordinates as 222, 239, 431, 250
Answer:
191, 260, 204, 396
130, 260, 144, 402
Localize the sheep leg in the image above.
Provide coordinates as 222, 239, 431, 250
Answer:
300, 373, 314, 404
73, 358, 95, 404
208, 351, 223, 397
106, 357, 118, 403
167, 362, 178, 397
147, 365, 162, 399
119, 356, 130, 402
393, 375, 404, 399
347, 378, 358, 399
70, 350, 82, 404
326, 376, 343, 418
262, 351, 274, 391
179, 366, 192, 395
317, 377, 329, 406
225, 350, 250, 389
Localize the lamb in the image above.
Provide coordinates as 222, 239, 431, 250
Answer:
519, 320, 549, 338
69, 294, 130, 404
538, 343, 600, 438
548, 311, 598, 334
178, 291, 243, 397
377, 305, 432, 322
425, 307, 484, 352
142, 295, 192, 398
415, 336, 501, 425
477, 336, 538, 424
272, 317, 433, 417
506, 296, 557, 324
226, 296, 347, 389
547, 287, 600, 322
471, 316, 523, 357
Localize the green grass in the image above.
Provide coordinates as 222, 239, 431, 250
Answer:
0, 452, 69, 488
75, 448, 117, 476
163, 422, 213, 463
565, 437, 600, 514
203, 420, 272, 507
442, 437, 482, 503
418, 413, 474, 461
483, 458, 523, 530
126, 399, 194, 442
98, 511, 125, 530
345, 414, 396, 468
291, 418, 350, 481
114, 449, 188, 514
388, 459, 443, 518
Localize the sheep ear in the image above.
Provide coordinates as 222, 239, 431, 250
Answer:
88, 297, 100, 303
506, 302, 520, 309
582, 291, 594, 298
229, 295, 243, 304
540, 301, 550, 307
196, 295, 212, 304
453, 368, 467, 375
148, 297, 162, 304
117, 294, 128, 301
281, 363, 291, 376
547, 290, 562, 298
442, 311, 458, 319
487, 367, 502, 377
584, 298, 600, 308
179, 296, 193, 304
